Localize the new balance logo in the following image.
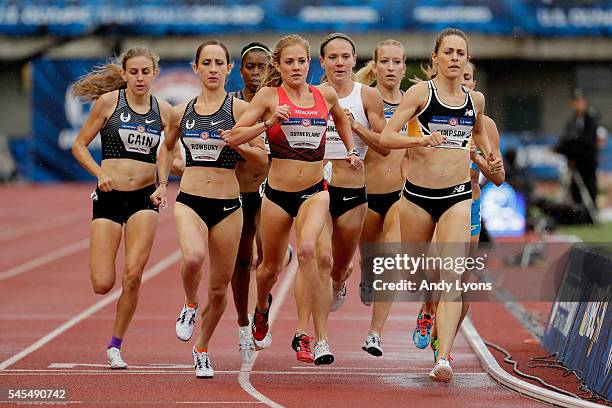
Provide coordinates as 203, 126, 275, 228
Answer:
465, 109, 474, 117
211, 120, 224, 126
452, 185, 466, 194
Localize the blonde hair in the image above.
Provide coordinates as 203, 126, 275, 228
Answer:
260, 34, 310, 89
414, 27, 469, 84
73, 47, 159, 101
319, 32, 358, 83
356, 39, 406, 85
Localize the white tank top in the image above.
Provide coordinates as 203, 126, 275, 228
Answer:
324, 82, 370, 160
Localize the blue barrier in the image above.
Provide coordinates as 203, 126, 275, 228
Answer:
1, 1, 611, 37
543, 245, 612, 400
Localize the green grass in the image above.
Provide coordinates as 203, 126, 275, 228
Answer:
557, 222, 612, 242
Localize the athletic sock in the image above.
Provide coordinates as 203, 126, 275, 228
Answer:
108, 336, 123, 350
195, 345, 208, 353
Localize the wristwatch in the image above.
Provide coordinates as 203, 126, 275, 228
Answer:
347, 147, 361, 157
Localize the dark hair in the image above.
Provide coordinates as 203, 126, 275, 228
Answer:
319, 32, 356, 57
194, 40, 231, 65
418, 28, 469, 81
240, 42, 270, 62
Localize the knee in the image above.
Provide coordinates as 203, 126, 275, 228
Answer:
208, 285, 228, 305
318, 249, 333, 273
234, 253, 253, 275
297, 242, 316, 265
182, 251, 205, 272
257, 263, 281, 283
92, 278, 114, 295
122, 272, 142, 292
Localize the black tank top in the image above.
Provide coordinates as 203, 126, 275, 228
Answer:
179, 94, 241, 169
383, 90, 406, 134
100, 89, 163, 163
416, 80, 476, 150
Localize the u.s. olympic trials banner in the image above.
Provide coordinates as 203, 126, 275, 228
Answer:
543, 245, 612, 400
30, 58, 324, 181
2, 1, 611, 37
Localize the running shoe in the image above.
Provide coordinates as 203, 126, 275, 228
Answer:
429, 357, 453, 383
176, 304, 199, 341
313, 340, 334, 365
330, 281, 347, 312
361, 333, 383, 357
106, 347, 128, 369
292, 334, 314, 363
192, 347, 214, 378
239, 325, 255, 352
252, 294, 272, 349
412, 308, 434, 349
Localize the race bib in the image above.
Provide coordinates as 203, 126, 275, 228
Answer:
118, 124, 161, 155
428, 116, 474, 150
280, 117, 326, 149
183, 130, 226, 161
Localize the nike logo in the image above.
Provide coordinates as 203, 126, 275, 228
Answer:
145, 119, 156, 124
343, 196, 358, 201
224, 205, 238, 211
211, 120, 224, 126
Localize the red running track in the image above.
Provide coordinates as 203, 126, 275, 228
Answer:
0, 184, 547, 407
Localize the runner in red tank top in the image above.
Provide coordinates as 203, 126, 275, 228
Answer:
223, 34, 362, 364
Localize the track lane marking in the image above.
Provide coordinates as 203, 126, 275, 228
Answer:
0, 250, 181, 371
238, 260, 298, 408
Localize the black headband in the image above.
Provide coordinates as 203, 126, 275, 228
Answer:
319, 34, 355, 56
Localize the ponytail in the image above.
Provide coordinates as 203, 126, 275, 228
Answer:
355, 60, 376, 85
73, 47, 159, 101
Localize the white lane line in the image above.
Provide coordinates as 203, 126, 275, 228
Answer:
0, 401, 262, 405
238, 261, 298, 408
0, 250, 181, 371
0, 212, 85, 243
2, 369, 490, 376
0, 238, 90, 281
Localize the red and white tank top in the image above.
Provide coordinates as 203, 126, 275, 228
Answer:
266, 85, 328, 162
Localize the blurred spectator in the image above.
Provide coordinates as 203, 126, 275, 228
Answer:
554, 89, 599, 211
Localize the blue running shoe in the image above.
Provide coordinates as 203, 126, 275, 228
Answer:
412, 308, 434, 349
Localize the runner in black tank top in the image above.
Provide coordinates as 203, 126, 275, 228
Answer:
72, 47, 174, 370
152, 40, 267, 379
379, 28, 501, 383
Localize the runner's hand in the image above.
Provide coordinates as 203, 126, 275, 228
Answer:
150, 184, 167, 208
421, 132, 445, 147
345, 154, 363, 170
97, 172, 116, 192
